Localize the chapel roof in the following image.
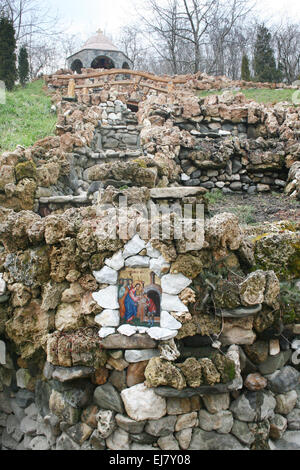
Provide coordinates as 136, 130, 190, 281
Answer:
82, 29, 120, 52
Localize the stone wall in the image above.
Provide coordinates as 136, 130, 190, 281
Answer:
0, 76, 300, 451
138, 91, 300, 195
1, 86, 299, 221
0, 200, 300, 450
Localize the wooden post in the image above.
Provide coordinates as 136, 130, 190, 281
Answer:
67, 79, 76, 98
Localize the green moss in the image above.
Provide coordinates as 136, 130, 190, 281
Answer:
15, 160, 37, 182
133, 159, 147, 168
287, 243, 300, 278
279, 281, 300, 325
212, 352, 236, 383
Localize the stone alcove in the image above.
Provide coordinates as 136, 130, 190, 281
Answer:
91, 234, 190, 341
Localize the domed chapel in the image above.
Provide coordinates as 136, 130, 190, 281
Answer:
67, 29, 133, 73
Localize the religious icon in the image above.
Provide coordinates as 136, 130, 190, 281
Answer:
118, 268, 162, 327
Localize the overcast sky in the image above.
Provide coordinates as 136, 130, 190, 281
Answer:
50, 0, 300, 40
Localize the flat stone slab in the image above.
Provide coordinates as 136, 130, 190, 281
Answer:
0, 340, 6, 365
150, 187, 207, 199
154, 379, 243, 398
39, 194, 88, 204
100, 334, 157, 350
52, 366, 95, 382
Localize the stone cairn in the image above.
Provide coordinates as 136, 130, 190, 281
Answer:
0, 72, 300, 451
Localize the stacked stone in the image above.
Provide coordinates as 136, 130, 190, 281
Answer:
1, 346, 300, 450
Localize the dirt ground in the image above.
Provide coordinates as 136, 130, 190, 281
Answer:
208, 192, 300, 225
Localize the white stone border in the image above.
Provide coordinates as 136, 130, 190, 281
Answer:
92, 234, 193, 341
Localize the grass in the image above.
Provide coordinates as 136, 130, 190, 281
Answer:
206, 188, 224, 204
0, 79, 57, 152
207, 189, 256, 224
197, 88, 298, 105
227, 205, 256, 225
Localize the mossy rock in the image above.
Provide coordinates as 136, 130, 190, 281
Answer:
171, 254, 203, 279
213, 279, 241, 309
198, 358, 220, 386
175, 318, 198, 340
195, 314, 222, 337
15, 160, 37, 182
144, 357, 186, 390
279, 281, 300, 325
254, 232, 300, 280
178, 357, 203, 388
253, 306, 276, 333
212, 352, 236, 384
133, 158, 147, 169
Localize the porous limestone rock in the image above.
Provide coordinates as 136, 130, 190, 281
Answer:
205, 213, 242, 253
239, 270, 266, 306
212, 353, 237, 384
6, 300, 52, 358
198, 358, 221, 386
170, 255, 203, 279
145, 357, 186, 390
178, 358, 203, 388
159, 339, 180, 362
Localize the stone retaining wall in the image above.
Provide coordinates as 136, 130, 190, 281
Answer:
0, 201, 300, 450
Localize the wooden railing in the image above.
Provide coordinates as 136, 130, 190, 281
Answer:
48, 69, 188, 99
50, 69, 187, 84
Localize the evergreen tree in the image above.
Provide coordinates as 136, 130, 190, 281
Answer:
18, 46, 30, 86
0, 15, 17, 91
241, 54, 251, 81
253, 24, 281, 83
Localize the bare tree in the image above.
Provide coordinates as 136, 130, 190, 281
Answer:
0, 0, 62, 41
0, 0, 69, 77
139, 0, 185, 74
274, 21, 300, 84
118, 25, 150, 70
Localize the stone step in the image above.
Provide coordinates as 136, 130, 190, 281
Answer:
150, 187, 207, 199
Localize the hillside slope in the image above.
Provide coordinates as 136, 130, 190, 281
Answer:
0, 79, 57, 152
